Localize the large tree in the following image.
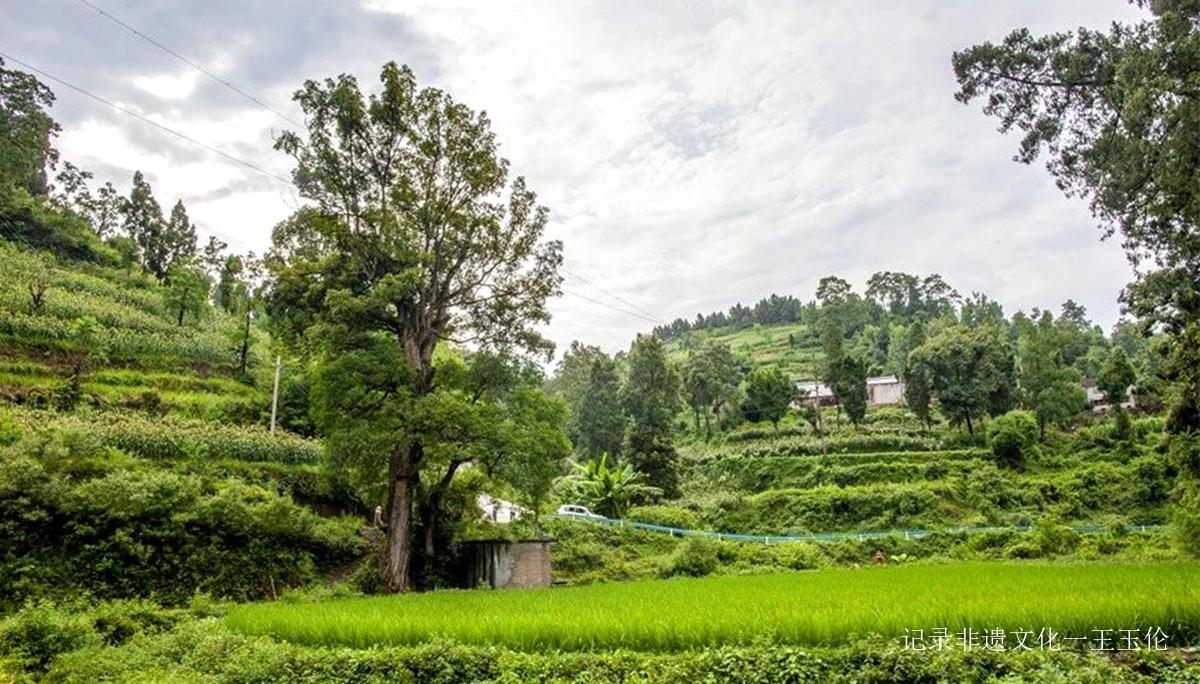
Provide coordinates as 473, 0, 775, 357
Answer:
1017, 310, 1087, 436
0, 58, 59, 195
268, 62, 562, 591
742, 365, 794, 430
953, 0, 1200, 433
909, 325, 1015, 435
576, 355, 627, 458
120, 171, 167, 278
682, 341, 742, 441
621, 334, 681, 496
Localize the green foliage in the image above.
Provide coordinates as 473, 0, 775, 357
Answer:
0, 57, 59, 196
0, 426, 363, 608
628, 505, 701, 530
623, 335, 682, 495
665, 537, 724, 577
988, 410, 1039, 469
682, 342, 743, 440
37, 617, 1200, 684
8, 410, 322, 464
909, 325, 1014, 435
954, 4, 1200, 432
830, 354, 868, 427
561, 453, 661, 518
575, 354, 625, 458
162, 258, 211, 326
741, 365, 792, 428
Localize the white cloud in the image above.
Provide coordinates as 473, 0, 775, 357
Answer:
130, 70, 200, 100
14, 0, 1151, 361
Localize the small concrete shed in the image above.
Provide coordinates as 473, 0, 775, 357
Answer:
463, 539, 553, 589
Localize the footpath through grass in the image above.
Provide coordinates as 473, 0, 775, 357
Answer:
226, 562, 1200, 651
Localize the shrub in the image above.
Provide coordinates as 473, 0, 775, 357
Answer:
628, 505, 701, 530
665, 537, 722, 577
0, 602, 99, 674
987, 410, 1038, 469
0, 429, 363, 608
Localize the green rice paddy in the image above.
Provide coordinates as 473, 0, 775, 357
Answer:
226, 562, 1200, 651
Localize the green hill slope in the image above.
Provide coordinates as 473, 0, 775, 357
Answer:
0, 242, 269, 420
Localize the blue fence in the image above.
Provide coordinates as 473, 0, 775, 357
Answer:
553, 514, 1163, 543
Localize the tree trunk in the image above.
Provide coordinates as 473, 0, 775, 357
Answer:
419, 459, 465, 579
383, 444, 420, 592
238, 310, 251, 376
177, 306, 184, 326
965, 413, 974, 436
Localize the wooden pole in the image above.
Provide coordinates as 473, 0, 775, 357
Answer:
270, 354, 281, 434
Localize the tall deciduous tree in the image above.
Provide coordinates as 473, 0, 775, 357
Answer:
742, 365, 793, 430
683, 342, 742, 441
268, 62, 561, 591
163, 258, 210, 326
909, 325, 1014, 435
163, 200, 198, 280
953, 0, 1200, 433
120, 171, 166, 278
831, 353, 869, 427
1017, 310, 1086, 436
0, 58, 59, 195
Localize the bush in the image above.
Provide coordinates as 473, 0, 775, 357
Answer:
0, 602, 99, 674
0, 429, 363, 608
9, 410, 322, 464
628, 505, 701, 530
987, 410, 1038, 469
665, 537, 723, 577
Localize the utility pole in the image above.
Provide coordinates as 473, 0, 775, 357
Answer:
270, 354, 281, 434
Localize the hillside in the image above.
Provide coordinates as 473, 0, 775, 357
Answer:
0, 241, 270, 420
663, 321, 823, 380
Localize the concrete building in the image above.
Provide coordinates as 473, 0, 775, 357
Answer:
795, 375, 905, 407
1082, 378, 1136, 413
463, 539, 553, 589
866, 375, 904, 406
794, 379, 836, 407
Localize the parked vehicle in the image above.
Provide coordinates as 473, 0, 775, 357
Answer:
556, 504, 606, 519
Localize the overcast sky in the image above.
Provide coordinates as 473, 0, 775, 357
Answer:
3, 0, 1148, 359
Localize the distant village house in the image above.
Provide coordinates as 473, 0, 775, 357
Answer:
794, 375, 904, 407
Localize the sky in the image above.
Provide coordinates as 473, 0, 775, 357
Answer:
2, 0, 1149, 361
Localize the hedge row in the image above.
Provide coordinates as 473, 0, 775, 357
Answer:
33, 619, 1200, 684
10, 410, 323, 464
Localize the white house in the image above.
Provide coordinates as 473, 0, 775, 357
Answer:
866, 375, 904, 406
477, 493, 526, 524
1082, 378, 1136, 413
795, 375, 904, 407
794, 379, 836, 407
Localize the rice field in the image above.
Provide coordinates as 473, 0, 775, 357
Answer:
226, 562, 1200, 651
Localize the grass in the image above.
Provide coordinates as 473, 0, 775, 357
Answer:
225, 562, 1200, 651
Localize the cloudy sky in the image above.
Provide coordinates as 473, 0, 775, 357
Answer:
3, 0, 1147, 359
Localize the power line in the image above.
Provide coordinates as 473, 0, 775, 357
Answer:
2, 51, 664, 331
0, 52, 294, 186
75, 0, 303, 127
563, 268, 664, 323
562, 289, 664, 325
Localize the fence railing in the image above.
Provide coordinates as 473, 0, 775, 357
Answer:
553, 514, 1163, 543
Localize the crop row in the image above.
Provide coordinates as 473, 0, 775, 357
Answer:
9, 410, 323, 464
